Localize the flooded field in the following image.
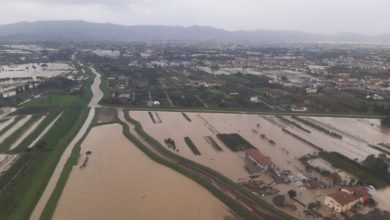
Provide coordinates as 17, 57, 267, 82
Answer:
281, 116, 389, 161
370, 187, 390, 212
130, 112, 390, 169
130, 111, 390, 218
130, 111, 317, 181
95, 108, 116, 123
53, 124, 232, 220
0, 63, 74, 79
310, 117, 390, 144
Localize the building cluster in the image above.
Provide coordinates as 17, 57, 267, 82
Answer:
104, 43, 390, 102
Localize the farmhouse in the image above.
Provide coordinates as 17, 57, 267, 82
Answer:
245, 148, 274, 172
306, 87, 318, 95
291, 106, 308, 112
324, 187, 370, 213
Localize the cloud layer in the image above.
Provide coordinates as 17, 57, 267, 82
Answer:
0, 0, 389, 34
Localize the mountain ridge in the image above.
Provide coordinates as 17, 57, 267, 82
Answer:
0, 20, 389, 43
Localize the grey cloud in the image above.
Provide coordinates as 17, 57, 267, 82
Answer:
0, 0, 389, 34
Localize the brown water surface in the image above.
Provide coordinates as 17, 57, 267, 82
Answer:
53, 124, 233, 220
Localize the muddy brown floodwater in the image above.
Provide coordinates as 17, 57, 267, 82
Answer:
130, 111, 317, 181
53, 124, 233, 220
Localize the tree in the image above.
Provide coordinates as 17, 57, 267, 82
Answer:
363, 154, 389, 176
272, 195, 287, 207
331, 172, 342, 185
308, 202, 316, 209
35, 140, 48, 150
381, 115, 390, 127
288, 190, 297, 199
364, 198, 377, 208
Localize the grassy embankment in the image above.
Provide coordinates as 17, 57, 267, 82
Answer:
122, 110, 299, 220
0, 65, 94, 220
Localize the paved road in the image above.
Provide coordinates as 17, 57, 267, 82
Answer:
124, 107, 384, 119
30, 66, 103, 220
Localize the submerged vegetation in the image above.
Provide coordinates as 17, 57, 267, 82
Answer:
216, 133, 254, 151
184, 136, 201, 155
292, 116, 342, 139
319, 151, 390, 188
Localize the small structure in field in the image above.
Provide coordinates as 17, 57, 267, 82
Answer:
245, 148, 274, 172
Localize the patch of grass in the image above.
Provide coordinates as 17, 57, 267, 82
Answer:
0, 114, 42, 152
22, 95, 78, 108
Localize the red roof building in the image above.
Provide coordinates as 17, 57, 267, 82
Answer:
245, 148, 274, 171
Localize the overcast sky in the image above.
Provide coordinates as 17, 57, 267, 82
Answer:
0, 0, 389, 34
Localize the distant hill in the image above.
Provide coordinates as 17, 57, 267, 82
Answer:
0, 20, 389, 43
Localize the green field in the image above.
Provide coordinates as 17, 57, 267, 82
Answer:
0, 65, 95, 220
22, 95, 79, 108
